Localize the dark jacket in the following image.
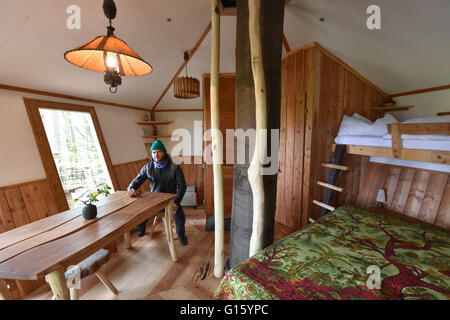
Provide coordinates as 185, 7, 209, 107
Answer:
127, 158, 187, 205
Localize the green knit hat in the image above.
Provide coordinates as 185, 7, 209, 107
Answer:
150, 139, 167, 153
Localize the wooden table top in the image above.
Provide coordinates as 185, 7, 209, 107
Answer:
0, 191, 177, 280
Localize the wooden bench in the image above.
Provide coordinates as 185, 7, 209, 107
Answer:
59, 249, 118, 300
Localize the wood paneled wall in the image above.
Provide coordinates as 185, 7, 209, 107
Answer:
0, 179, 59, 299
276, 43, 389, 230
203, 74, 236, 219
356, 162, 450, 229
113, 159, 151, 192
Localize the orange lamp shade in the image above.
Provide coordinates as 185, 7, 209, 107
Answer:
64, 35, 152, 76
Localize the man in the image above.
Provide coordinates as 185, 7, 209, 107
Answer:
127, 140, 188, 245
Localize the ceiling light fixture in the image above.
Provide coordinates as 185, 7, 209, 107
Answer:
173, 51, 200, 99
64, 0, 153, 93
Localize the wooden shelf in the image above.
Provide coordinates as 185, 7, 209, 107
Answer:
142, 135, 172, 139
437, 112, 450, 116
372, 106, 414, 112
136, 121, 174, 125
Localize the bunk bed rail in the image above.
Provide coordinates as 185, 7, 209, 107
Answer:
334, 122, 450, 165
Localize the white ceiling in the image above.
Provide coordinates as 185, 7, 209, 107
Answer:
0, 0, 449, 109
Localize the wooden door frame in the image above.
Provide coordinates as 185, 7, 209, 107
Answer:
23, 98, 119, 213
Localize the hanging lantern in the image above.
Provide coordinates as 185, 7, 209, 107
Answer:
174, 52, 200, 99
64, 0, 152, 93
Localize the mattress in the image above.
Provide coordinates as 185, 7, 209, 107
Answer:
370, 157, 450, 173
215, 206, 450, 300
334, 135, 450, 152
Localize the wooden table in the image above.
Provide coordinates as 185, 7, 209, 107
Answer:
0, 191, 178, 300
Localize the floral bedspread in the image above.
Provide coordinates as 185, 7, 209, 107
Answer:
216, 206, 450, 300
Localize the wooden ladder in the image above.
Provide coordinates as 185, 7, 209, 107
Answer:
311, 145, 348, 222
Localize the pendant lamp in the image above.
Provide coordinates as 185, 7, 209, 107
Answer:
174, 51, 200, 99
64, 0, 152, 93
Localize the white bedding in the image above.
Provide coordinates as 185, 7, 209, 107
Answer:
337, 114, 450, 140
334, 114, 450, 172
370, 157, 450, 173
334, 135, 450, 151
337, 113, 397, 137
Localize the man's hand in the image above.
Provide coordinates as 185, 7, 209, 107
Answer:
171, 202, 179, 212
128, 188, 140, 198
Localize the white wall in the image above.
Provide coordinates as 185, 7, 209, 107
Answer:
0, 89, 151, 187
0, 91, 46, 186
391, 89, 450, 121
155, 111, 204, 157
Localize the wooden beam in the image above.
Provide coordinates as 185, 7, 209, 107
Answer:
390, 84, 450, 98
211, 0, 224, 278
372, 106, 414, 112
152, 22, 212, 111
154, 109, 203, 112
390, 123, 402, 159
343, 144, 450, 165
0, 84, 151, 112
437, 112, 450, 116
282, 34, 291, 53
135, 121, 174, 125
387, 123, 450, 136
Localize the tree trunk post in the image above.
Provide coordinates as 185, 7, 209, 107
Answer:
211, 0, 224, 278
228, 0, 284, 269
248, 0, 267, 256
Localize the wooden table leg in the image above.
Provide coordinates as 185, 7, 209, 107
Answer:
0, 279, 11, 300
161, 214, 169, 242
149, 215, 160, 237
165, 203, 178, 262
45, 268, 70, 300
124, 232, 132, 249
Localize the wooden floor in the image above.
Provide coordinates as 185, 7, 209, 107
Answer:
24, 208, 294, 300
25, 208, 229, 300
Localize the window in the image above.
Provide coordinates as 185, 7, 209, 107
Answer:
39, 108, 114, 208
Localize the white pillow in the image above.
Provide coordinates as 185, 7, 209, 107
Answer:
337, 114, 398, 137
352, 113, 372, 124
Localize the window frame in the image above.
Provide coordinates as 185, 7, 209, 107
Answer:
24, 98, 119, 212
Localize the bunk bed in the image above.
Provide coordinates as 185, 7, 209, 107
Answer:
333, 115, 450, 166
216, 115, 450, 300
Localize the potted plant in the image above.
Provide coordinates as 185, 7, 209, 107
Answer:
74, 185, 112, 220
